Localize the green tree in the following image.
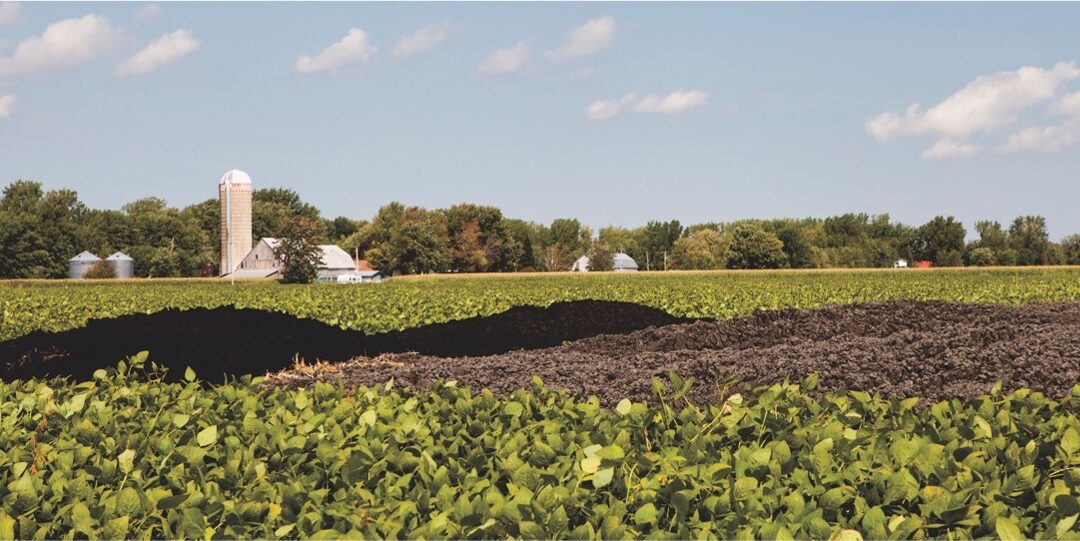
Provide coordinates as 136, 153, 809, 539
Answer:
1062, 234, 1080, 265
637, 220, 683, 270
670, 229, 725, 270
253, 188, 322, 240
967, 247, 996, 267
1009, 215, 1051, 265
445, 204, 515, 272
548, 218, 584, 255
770, 219, 816, 268
363, 203, 450, 275
502, 219, 542, 271
725, 223, 787, 269
326, 216, 362, 242
277, 216, 325, 284
587, 242, 615, 272
911, 216, 966, 266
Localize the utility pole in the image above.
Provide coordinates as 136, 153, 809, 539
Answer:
663, 251, 668, 271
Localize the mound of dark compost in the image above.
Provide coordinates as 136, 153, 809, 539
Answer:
0, 301, 686, 382
264, 301, 1080, 405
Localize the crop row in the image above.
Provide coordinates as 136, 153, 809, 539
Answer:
2, 356, 1079, 539
4, 267, 1080, 341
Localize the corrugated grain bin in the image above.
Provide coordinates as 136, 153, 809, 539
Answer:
105, 251, 134, 278
69, 251, 102, 279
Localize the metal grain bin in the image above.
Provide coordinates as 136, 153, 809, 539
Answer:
106, 251, 134, 279
69, 251, 102, 279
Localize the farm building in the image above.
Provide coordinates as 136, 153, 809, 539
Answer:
613, 253, 639, 272
106, 252, 134, 278
571, 255, 590, 272
228, 238, 361, 280
69, 251, 102, 279
570, 253, 639, 272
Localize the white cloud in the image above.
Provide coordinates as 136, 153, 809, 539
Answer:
295, 28, 377, 74
586, 89, 709, 120
0, 14, 122, 77
0, 2, 21, 26
392, 22, 450, 58
866, 61, 1079, 142
633, 90, 709, 114
998, 122, 1080, 154
545, 16, 615, 63
135, 4, 161, 22
0, 94, 15, 119
115, 29, 199, 77
1050, 91, 1080, 117
921, 139, 980, 160
585, 93, 637, 120
476, 41, 529, 75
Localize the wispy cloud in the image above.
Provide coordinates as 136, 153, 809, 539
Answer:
476, 41, 529, 75
295, 28, 377, 74
0, 94, 15, 119
545, 16, 615, 63
586, 89, 709, 120
998, 122, 1080, 154
922, 139, 980, 160
392, 22, 450, 58
0, 14, 123, 77
135, 4, 161, 22
116, 29, 199, 77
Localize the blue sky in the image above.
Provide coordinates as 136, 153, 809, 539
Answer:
2, 2, 1079, 238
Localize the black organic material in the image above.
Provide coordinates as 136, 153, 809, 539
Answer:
0, 301, 685, 381
266, 301, 1080, 405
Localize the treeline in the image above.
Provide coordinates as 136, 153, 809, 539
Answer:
2, 179, 1080, 279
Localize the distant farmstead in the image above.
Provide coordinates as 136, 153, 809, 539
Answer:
230, 238, 376, 281
570, 253, 639, 272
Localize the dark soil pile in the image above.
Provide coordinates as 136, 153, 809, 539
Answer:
264, 301, 1080, 405
0, 301, 684, 381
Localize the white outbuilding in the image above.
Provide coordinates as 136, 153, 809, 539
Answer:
613, 252, 639, 272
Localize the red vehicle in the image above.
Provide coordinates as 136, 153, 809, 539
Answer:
914, 260, 933, 269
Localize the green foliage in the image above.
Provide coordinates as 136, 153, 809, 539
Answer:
1063, 235, 1080, 266
2, 357, 1079, 539
671, 229, 726, 270
587, 242, 615, 272
725, 223, 787, 269
277, 216, 324, 284
6, 267, 1080, 341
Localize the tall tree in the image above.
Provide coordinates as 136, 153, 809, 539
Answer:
278, 216, 325, 284
363, 203, 450, 275
670, 229, 725, 270
637, 220, 683, 270
911, 216, 966, 266
1009, 215, 1051, 266
725, 223, 787, 269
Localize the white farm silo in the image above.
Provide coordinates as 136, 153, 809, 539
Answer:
69, 251, 102, 279
218, 169, 253, 275
105, 251, 134, 278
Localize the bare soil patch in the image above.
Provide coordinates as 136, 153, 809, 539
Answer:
0, 301, 684, 381
264, 301, 1080, 404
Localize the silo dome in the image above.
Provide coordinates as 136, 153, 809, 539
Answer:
219, 169, 252, 185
